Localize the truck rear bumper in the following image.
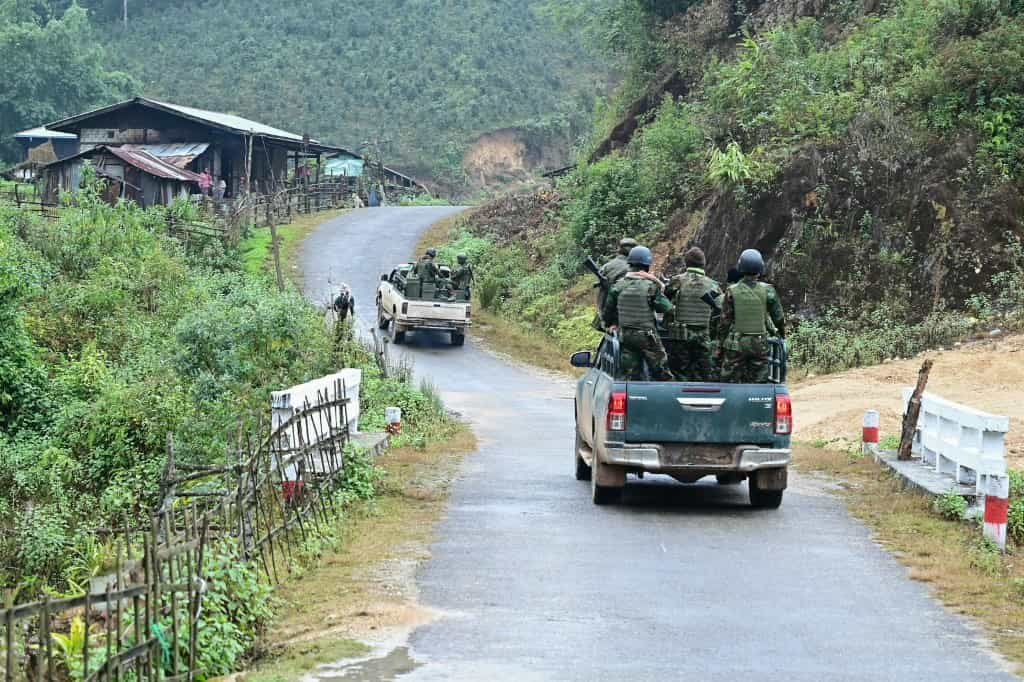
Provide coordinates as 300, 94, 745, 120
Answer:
397, 318, 469, 332
601, 443, 790, 473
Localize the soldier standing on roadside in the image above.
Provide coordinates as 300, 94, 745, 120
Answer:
452, 253, 474, 292
593, 237, 638, 329
664, 247, 722, 381
603, 246, 675, 381
720, 249, 786, 383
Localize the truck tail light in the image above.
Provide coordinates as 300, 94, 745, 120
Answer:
401, 302, 408, 315
775, 394, 793, 435
607, 391, 627, 431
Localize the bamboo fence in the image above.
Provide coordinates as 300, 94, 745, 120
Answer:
1, 380, 355, 681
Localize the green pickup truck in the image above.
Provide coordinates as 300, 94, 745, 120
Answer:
571, 334, 792, 507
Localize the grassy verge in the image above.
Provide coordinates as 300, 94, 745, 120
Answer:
239, 209, 348, 283
414, 211, 464, 256
794, 444, 1024, 667
240, 429, 476, 680
416, 211, 586, 374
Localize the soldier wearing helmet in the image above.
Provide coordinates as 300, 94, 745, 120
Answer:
593, 237, 638, 329
452, 253, 474, 292
414, 248, 439, 282
720, 249, 786, 383
663, 246, 722, 381
602, 245, 675, 381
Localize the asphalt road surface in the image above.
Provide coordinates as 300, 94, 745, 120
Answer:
302, 207, 1015, 681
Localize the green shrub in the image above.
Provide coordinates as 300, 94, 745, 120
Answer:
968, 536, 1007, 576
933, 491, 968, 520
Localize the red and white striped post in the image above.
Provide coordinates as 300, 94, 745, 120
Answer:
862, 410, 880, 455
983, 474, 1010, 551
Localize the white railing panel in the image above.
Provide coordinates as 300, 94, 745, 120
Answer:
902, 389, 1009, 495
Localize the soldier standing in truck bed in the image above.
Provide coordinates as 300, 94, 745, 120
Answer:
593, 237, 638, 329
603, 245, 675, 381
413, 248, 439, 282
664, 247, 722, 381
720, 249, 786, 383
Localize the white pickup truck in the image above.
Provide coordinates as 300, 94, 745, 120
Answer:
376, 263, 471, 346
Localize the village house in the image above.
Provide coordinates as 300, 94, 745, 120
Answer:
39, 96, 344, 206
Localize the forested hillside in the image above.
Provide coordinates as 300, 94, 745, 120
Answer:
445, 0, 1024, 371
92, 0, 604, 189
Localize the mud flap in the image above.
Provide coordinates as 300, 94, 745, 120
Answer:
754, 467, 788, 491
594, 459, 627, 488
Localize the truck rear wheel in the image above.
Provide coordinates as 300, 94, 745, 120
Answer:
392, 325, 406, 344
749, 470, 785, 509
591, 456, 624, 505
376, 305, 389, 330
451, 331, 466, 347
574, 429, 591, 481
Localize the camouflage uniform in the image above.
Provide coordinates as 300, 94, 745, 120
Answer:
593, 254, 630, 330
603, 274, 675, 381
452, 264, 474, 291
664, 268, 722, 381
720, 277, 785, 383
413, 256, 438, 282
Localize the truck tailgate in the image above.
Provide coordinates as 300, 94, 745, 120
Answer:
406, 301, 467, 321
624, 383, 779, 445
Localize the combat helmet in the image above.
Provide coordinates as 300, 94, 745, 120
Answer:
425, 248, 437, 258
737, 249, 765, 276
457, 253, 468, 264
627, 245, 653, 267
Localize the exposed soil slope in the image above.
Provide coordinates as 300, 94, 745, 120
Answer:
792, 334, 1024, 468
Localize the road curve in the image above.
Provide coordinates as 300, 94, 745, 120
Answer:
301, 207, 1014, 681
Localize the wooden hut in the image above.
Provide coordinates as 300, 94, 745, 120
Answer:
41, 97, 343, 204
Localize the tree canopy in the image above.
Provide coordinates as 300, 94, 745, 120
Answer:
0, 2, 135, 160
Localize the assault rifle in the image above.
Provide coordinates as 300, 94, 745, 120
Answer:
584, 256, 609, 290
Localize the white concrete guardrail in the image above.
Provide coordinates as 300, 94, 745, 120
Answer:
902, 388, 1011, 548
272, 368, 362, 448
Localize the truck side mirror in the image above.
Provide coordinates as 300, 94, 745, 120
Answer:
570, 350, 594, 368
380, 274, 388, 282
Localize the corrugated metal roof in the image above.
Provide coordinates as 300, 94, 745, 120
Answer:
144, 98, 305, 141
45, 97, 346, 153
14, 126, 77, 140
104, 146, 202, 182
123, 142, 209, 169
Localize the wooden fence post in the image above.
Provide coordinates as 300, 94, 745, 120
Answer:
899, 359, 933, 461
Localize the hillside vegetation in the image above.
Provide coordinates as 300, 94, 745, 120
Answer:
91, 0, 603, 190
0, 176, 456, 673
442, 0, 1024, 372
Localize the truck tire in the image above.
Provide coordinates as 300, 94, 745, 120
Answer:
392, 325, 406, 344
451, 331, 466, 347
574, 429, 591, 481
749, 473, 784, 509
591, 456, 622, 505
376, 305, 389, 331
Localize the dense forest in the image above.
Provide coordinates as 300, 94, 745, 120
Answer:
443, 0, 1024, 371
33, 0, 603, 189
1, 1, 604, 188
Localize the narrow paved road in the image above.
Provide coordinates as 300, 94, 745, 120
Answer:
302, 207, 1014, 681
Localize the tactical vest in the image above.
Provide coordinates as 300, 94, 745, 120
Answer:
672, 271, 715, 327
617, 278, 656, 330
602, 256, 629, 284
730, 281, 768, 335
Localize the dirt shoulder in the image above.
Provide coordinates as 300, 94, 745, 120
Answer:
791, 334, 1024, 468
238, 428, 476, 680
